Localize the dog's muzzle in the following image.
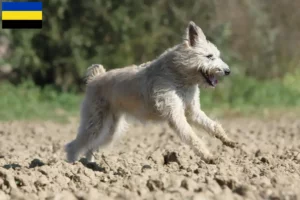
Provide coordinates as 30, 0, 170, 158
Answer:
224, 68, 230, 76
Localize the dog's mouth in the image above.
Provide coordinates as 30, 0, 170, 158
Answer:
200, 71, 218, 87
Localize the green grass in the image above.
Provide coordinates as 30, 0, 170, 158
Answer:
0, 81, 81, 122
201, 74, 300, 117
1, 75, 300, 121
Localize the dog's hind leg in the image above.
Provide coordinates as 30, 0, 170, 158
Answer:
85, 149, 95, 162
82, 112, 113, 162
65, 98, 109, 163
66, 118, 103, 163
65, 139, 81, 163
84, 113, 126, 162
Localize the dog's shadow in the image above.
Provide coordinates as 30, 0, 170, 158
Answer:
79, 158, 106, 172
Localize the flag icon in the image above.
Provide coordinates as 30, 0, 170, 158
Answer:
2, 2, 43, 29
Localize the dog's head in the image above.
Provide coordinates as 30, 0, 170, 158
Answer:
174, 21, 230, 87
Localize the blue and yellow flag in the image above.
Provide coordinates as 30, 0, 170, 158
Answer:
2, 2, 43, 29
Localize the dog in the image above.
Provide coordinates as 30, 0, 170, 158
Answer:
65, 21, 236, 164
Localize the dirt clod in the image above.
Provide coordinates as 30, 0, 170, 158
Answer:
146, 179, 164, 191
260, 157, 269, 164
29, 159, 45, 168
141, 164, 152, 172
163, 151, 180, 165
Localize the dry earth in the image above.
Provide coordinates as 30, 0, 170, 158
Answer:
0, 114, 300, 200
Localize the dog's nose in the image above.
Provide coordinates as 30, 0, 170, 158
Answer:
224, 69, 231, 75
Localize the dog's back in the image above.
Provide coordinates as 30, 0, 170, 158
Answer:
86, 64, 158, 119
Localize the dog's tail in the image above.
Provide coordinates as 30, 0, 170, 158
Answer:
86, 64, 106, 83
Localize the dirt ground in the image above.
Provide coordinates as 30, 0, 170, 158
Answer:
0, 114, 300, 200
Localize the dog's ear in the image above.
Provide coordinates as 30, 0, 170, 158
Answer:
184, 21, 206, 47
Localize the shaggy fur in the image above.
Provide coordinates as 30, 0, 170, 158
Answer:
65, 21, 236, 163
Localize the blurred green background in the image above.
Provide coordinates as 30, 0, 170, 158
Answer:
1, 0, 300, 121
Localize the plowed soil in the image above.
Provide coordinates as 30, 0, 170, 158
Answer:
0, 115, 300, 200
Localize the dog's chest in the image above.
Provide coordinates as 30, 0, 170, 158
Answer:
177, 85, 198, 106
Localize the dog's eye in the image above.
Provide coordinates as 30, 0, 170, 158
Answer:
206, 54, 213, 59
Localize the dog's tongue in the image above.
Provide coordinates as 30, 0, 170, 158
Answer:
209, 76, 218, 86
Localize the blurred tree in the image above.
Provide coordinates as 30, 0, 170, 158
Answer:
1, 0, 299, 91
3, 0, 220, 91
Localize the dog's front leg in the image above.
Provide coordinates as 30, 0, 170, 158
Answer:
187, 100, 237, 148
157, 95, 215, 163
168, 109, 216, 163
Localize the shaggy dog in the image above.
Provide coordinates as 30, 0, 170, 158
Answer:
65, 21, 236, 164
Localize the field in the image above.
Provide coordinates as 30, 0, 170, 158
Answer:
0, 113, 299, 200
1, 1, 300, 199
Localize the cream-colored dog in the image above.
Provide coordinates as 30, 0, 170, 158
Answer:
65, 21, 236, 164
